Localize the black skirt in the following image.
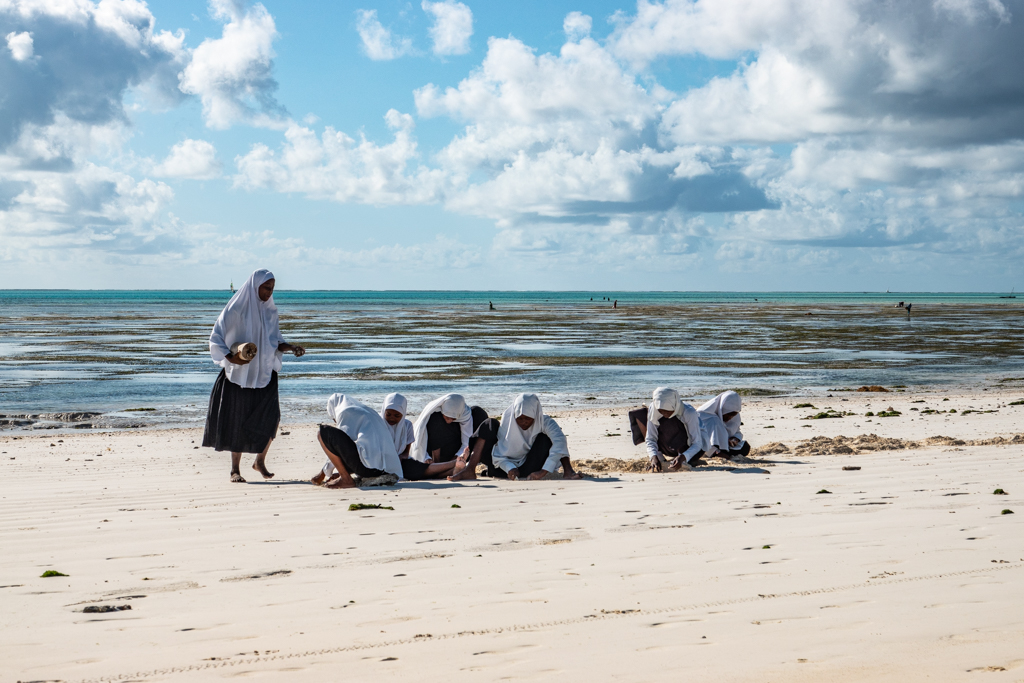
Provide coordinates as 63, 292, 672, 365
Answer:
319, 424, 386, 478
202, 369, 280, 454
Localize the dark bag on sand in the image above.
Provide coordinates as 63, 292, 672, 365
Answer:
628, 407, 647, 445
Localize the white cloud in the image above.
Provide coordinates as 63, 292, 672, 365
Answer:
179, 0, 285, 129
154, 139, 222, 179
5, 30, 32, 60
422, 0, 472, 56
233, 110, 445, 205
355, 9, 413, 61
563, 12, 592, 41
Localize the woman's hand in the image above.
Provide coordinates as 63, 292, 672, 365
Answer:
226, 353, 251, 365
278, 343, 306, 357
648, 458, 662, 473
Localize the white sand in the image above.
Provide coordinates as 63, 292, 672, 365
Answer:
2, 390, 1023, 682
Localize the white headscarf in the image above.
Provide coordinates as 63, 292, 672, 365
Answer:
209, 269, 283, 389
698, 390, 743, 448
648, 387, 682, 426
409, 393, 471, 462
380, 392, 414, 455
492, 393, 544, 463
326, 394, 402, 478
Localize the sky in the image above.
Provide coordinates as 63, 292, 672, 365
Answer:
1, 0, 1023, 291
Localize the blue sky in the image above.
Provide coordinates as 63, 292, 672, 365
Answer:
1, 0, 1023, 290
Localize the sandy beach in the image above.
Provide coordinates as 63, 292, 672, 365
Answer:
2, 389, 1023, 682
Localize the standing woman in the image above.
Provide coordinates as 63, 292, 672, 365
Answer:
203, 269, 305, 482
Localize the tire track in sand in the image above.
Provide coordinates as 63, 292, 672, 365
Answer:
73, 561, 1023, 683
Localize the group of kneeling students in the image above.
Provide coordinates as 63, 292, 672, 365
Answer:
295, 386, 747, 487
200, 268, 750, 485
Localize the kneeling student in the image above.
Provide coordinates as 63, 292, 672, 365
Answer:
312, 394, 403, 488
628, 387, 704, 471
697, 390, 750, 460
383, 392, 461, 481
449, 393, 582, 481
409, 393, 477, 464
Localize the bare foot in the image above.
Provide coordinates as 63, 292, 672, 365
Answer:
252, 460, 274, 479
310, 471, 326, 486
562, 469, 584, 480
325, 476, 356, 489
230, 472, 246, 483
447, 457, 477, 481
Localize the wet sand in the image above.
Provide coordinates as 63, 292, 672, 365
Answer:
2, 390, 1023, 682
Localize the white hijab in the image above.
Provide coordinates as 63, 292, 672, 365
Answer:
698, 390, 743, 446
492, 393, 544, 463
209, 269, 282, 389
409, 393, 471, 462
380, 392, 414, 454
326, 394, 402, 478
648, 387, 682, 426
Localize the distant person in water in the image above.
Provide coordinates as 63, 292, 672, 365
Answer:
449, 393, 582, 481
409, 394, 488, 464
697, 391, 750, 460
628, 387, 705, 471
314, 394, 403, 488
203, 269, 305, 482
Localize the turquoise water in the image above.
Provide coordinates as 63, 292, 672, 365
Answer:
0, 290, 1014, 304
1, 290, 1021, 430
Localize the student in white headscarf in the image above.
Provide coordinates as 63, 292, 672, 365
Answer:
697, 390, 750, 459
449, 393, 582, 481
202, 269, 305, 483
408, 394, 488, 464
627, 387, 705, 471
311, 393, 457, 484
314, 394, 403, 488
380, 392, 415, 457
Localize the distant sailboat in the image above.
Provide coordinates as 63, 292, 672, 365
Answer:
999, 287, 1015, 299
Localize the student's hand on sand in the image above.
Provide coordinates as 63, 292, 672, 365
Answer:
507, 468, 520, 480
226, 353, 251, 365
527, 471, 548, 481
648, 458, 662, 473
729, 437, 739, 448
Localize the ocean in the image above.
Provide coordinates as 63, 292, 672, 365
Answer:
1, 290, 1022, 431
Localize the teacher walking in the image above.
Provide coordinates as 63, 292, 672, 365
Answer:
202, 269, 305, 482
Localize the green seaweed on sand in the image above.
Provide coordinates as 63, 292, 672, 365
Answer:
1010, 400, 1024, 406
994, 489, 1008, 495
451, 504, 461, 508
40, 570, 67, 578
762, 545, 772, 549
816, 489, 832, 494
348, 503, 394, 511
804, 409, 853, 419
793, 403, 816, 409
876, 409, 902, 417
962, 409, 998, 415
1001, 509, 1014, 515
